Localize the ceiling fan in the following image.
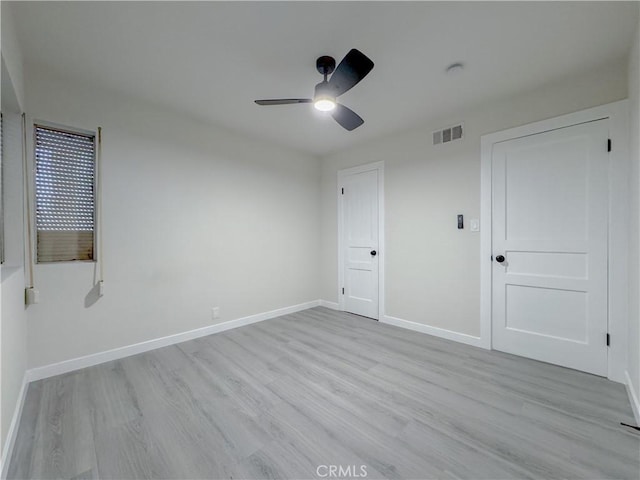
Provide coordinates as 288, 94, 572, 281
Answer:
254, 49, 374, 131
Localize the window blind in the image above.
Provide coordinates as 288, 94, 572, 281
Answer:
35, 125, 96, 262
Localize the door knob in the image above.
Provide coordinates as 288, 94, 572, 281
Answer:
495, 255, 505, 263
370, 250, 377, 256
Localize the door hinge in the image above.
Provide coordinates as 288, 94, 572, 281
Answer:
341, 187, 344, 195
607, 139, 612, 152
342, 287, 345, 295
606, 333, 610, 346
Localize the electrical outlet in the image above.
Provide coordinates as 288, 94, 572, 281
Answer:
25, 287, 40, 305
470, 218, 480, 232
212, 307, 220, 320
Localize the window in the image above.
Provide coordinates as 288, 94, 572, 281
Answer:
35, 124, 96, 262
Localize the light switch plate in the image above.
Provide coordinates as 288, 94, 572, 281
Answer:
470, 218, 480, 232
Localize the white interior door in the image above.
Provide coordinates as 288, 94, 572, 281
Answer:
340, 167, 379, 319
491, 119, 609, 376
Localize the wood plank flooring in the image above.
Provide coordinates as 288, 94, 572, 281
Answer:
7, 307, 640, 479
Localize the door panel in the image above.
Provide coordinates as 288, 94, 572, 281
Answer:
492, 119, 609, 376
504, 137, 589, 242
341, 168, 379, 319
505, 285, 587, 341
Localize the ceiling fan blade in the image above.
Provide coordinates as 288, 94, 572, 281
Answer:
328, 49, 374, 97
332, 104, 364, 131
255, 99, 312, 106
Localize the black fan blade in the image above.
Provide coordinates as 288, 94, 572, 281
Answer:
255, 99, 312, 105
332, 104, 364, 131
328, 49, 374, 97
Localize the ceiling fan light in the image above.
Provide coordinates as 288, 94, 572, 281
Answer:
314, 98, 336, 111
313, 80, 336, 111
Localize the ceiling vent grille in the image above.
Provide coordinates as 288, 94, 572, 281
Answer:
432, 123, 463, 145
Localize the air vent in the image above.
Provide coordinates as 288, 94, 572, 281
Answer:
432, 123, 463, 145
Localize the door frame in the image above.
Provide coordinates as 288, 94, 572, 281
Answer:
337, 161, 385, 319
480, 100, 629, 382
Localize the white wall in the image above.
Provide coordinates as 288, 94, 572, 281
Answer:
627, 10, 640, 419
0, 2, 28, 463
1, 4, 24, 109
0, 109, 27, 467
24, 69, 320, 369
320, 62, 628, 338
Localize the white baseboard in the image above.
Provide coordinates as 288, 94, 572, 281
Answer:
625, 370, 640, 425
27, 300, 321, 382
381, 314, 484, 348
319, 299, 339, 310
0, 373, 29, 479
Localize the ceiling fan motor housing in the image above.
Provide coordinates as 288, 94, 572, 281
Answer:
313, 80, 337, 111
314, 81, 335, 102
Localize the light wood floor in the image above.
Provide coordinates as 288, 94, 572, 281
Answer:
7, 307, 640, 479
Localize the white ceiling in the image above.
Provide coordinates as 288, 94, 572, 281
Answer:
9, 1, 639, 156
